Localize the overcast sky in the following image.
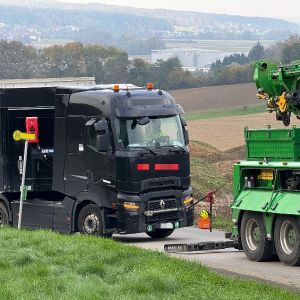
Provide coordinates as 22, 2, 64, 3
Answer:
59, 0, 300, 22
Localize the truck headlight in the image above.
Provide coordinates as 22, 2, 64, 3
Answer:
183, 196, 193, 208
123, 202, 140, 211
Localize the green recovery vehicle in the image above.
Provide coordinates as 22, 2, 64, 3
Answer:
165, 60, 300, 266
165, 127, 300, 266
231, 127, 300, 266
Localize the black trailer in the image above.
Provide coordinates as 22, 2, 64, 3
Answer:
0, 78, 194, 237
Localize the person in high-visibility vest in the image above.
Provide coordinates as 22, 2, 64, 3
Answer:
197, 209, 211, 230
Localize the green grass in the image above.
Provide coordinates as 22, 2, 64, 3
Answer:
190, 156, 231, 200
0, 227, 298, 299
213, 215, 233, 232
190, 155, 233, 231
186, 104, 266, 121
190, 148, 234, 231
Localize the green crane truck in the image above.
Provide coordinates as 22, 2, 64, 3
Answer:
165, 127, 300, 266
165, 60, 300, 266
231, 127, 300, 266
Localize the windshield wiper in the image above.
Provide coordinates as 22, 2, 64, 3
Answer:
160, 145, 187, 153
129, 146, 158, 156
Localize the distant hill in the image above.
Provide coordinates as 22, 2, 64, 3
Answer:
0, 0, 298, 46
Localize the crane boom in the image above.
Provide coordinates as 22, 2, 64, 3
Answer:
254, 60, 300, 126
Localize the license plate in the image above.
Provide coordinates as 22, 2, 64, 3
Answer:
160, 223, 173, 229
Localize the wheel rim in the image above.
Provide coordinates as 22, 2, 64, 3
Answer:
245, 219, 260, 251
83, 213, 99, 234
279, 220, 296, 255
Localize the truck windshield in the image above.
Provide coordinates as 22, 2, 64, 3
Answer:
115, 115, 185, 149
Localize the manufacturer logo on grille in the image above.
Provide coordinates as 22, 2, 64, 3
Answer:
160, 200, 166, 209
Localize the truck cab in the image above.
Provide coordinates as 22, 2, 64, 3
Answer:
0, 79, 194, 238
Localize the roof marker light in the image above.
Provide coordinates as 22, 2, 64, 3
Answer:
113, 84, 120, 92
147, 83, 154, 90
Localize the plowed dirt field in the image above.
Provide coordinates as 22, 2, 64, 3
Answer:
170, 83, 257, 112
188, 112, 290, 151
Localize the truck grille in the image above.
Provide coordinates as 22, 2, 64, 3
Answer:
147, 198, 177, 211
146, 198, 181, 223
147, 211, 180, 223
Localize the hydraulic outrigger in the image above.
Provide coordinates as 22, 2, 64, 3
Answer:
164, 239, 239, 253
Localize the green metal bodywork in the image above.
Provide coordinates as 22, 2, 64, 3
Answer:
231, 161, 300, 240
254, 60, 300, 98
231, 129, 300, 241
253, 60, 300, 120
245, 127, 300, 161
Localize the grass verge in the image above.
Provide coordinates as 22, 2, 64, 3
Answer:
190, 148, 234, 231
0, 227, 298, 299
213, 215, 233, 232
185, 104, 265, 121
190, 156, 231, 200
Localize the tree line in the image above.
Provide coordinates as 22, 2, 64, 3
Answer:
0, 40, 192, 89
207, 35, 300, 87
1, 36, 300, 90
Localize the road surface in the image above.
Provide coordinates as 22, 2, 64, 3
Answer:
114, 227, 300, 293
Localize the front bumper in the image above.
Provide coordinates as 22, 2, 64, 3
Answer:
116, 188, 194, 234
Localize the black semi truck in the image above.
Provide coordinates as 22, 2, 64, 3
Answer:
0, 78, 194, 238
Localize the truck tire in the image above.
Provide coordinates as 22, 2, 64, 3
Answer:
78, 204, 111, 237
146, 229, 174, 239
0, 202, 9, 226
274, 216, 300, 266
241, 212, 274, 262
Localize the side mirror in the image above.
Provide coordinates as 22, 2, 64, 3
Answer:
184, 128, 189, 145
86, 119, 110, 152
94, 119, 108, 133
95, 133, 110, 152
181, 116, 187, 127
137, 116, 150, 126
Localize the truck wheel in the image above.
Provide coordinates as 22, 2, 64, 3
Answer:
146, 229, 174, 239
78, 204, 109, 237
0, 202, 9, 226
274, 216, 300, 266
241, 212, 274, 261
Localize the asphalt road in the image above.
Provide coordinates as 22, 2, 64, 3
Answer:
114, 227, 300, 293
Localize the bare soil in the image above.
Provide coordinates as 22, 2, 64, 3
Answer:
188, 112, 290, 151
169, 83, 258, 113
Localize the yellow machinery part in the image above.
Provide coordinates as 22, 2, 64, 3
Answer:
257, 169, 274, 180
276, 94, 288, 113
256, 93, 268, 100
